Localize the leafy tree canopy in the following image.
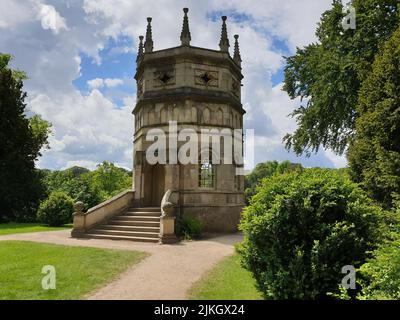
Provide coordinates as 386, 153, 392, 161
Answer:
348, 25, 400, 208
41, 162, 132, 210
90, 161, 132, 199
0, 53, 51, 221
244, 161, 303, 203
283, 0, 399, 156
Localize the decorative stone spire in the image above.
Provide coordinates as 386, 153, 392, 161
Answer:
144, 17, 153, 53
136, 35, 144, 62
219, 16, 230, 52
180, 8, 191, 46
233, 35, 242, 67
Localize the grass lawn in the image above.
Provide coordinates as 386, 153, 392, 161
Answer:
0, 241, 147, 300
188, 254, 263, 300
0, 223, 72, 236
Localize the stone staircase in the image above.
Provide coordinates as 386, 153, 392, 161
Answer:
84, 207, 161, 243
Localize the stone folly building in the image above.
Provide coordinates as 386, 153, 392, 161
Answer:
72, 9, 245, 243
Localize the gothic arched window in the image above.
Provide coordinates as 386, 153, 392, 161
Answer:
199, 149, 215, 188
199, 162, 214, 188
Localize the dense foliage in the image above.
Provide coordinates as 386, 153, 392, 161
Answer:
89, 161, 132, 201
244, 161, 303, 203
0, 54, 51, 222
42, 162, 132, 211
238, 169, 381, 300
357, 208, 400, 299
280, 2, 400, 299
37, 191, 74, 226
348, 26, 400, 209
283, 0, 400, 156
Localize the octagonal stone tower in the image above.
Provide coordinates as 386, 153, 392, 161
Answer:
133, 9, 245, 232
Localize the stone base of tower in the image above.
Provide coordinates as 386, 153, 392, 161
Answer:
180, 204, 244, 233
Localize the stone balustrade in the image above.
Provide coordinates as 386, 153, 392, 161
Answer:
71, 190, 135, 237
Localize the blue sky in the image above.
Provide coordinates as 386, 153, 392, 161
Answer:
0, 0, 347, 170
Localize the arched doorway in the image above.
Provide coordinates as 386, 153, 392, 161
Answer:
143, 164, 165, 207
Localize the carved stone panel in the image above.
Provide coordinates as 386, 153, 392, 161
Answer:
137, 78, 144, 96
195, 69, 219, 87
231, 78, 240, 97
153, 69, 176, 87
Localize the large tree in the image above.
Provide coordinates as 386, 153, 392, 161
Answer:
348, 26, 400, 209
0, 54, 51, 221
283, 0, 399, 156
244, 160, 303, 203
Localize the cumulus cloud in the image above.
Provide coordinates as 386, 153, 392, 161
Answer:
1, 0, 346, 170
87, 78, 124, 90
37, 4, 68, 34
31, 89, 134, 169
0, 0, 34, 29
87, 78, 104, 90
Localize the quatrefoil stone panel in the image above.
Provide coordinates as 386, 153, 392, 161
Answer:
154, 69, 176, 87
195, 69, 219, 87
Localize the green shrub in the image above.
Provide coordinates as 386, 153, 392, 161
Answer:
244, 161, 303, 204
37, 191, 74, 226
177, 216, 203, 240
358, 239, 400, 300
357, 208, 400, 300
238, 168, 381, 300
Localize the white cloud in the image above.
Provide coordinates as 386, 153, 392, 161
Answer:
31, 89, 133, 170
324, 150, 348, 168
37, 4, 68, 34
0, 0, 34, 29
87, 78, 124, 90
104, 78, 124, 87
87, 78, 105, 90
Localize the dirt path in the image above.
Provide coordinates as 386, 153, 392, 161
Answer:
0, 230, 242, 300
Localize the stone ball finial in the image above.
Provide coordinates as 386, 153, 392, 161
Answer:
222, 16, 227, 21
139, 35, 144, 40
183, 8, 189, 13
147, 17, 152, 22
73, 201, 85, 215
234, 34, 239, 40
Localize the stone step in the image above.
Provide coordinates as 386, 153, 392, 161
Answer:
91, 228, 159, 238
116, 215, 160, 222
81, 207, 163, 243
97, 225, 160, 233
128, 207, 160, 212
82, 233, 159, 243
108, 220, 160, 227
124, 211, 161, 217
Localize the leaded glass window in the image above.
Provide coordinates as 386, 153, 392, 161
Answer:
199, 162, 214, 188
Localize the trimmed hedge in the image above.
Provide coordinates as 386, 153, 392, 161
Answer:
238, 169, 382, 299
